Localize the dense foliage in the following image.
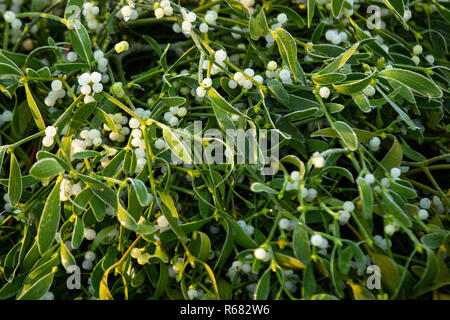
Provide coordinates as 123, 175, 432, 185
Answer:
0, 0, 449, 300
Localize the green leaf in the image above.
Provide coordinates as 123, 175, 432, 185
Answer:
157, 191, 188, 242
161, 126, 192, 164
224, 213, 258, 249
250, 182, 278, 194
249, 7, 269, 41
374, 136, 403, 179
317, 43, 359, 74
274, 251, 306, 270
95, 108, 118, 133
293, 224, 311, 265
30, 158, 64, 179
267, 79, 290, 105
272, 28, 306, 84
352, 92, 371, 113
37, 179, 62, 254
60, 241, 76, 271
0, 145, 8, 175
434, 0, 450, 23
378, 68, 442, 98
162, 96, 186, 108
68, 20, 94, 67
321, 166, 354, 183
332, 0, 345, 17
54, 62, 89, 72
414, 248, 438, 292
307, 0, 315, 28
128, 178, 151, 207
8, 153, 22, 207
370, 253, 401, 293
349, 283, 376, 300
207, 87, 248, 118
333, 74, 373, 94
24, 82, 46, 131
271, 5, 304, 29
78, 174, 117, 210
380, 189, 412, 227
71, 150, 102, 159
16, 268, 57, 300
332, 121, 358, 151
0, 62, 23, 76
312, 73, 346, 85
382, 0, 406, 25
71, 216, 84, 250
357, 177, 373, 222
36, 151, 70, 171
254, 268, 271, 300
390, 179, 417, 199
189, 231, 211, 262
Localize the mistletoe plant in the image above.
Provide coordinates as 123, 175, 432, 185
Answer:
0, 0, 449, 300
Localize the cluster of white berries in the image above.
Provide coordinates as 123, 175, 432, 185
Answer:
80, 128, 103, 148
410, 44, 422, 65
374, 234, 391, 250
282, 269, 298, 294
3, 10, 21, 29
102, 113, 128, 143
3, 194, 12, 211
432, 195, 445, 214
82, 250, 97, 270
154, 0, 174, 19
0, 110, 12, 127
196, 50, 228, 97
180, 11, 197, 33
338, 201, 355, 224
42, 126, 57, 147
163, 106, 187, 127
44, 79, 66, 107
120, 1, 139, 22
237, 219, 254, 237
368, 136, 381, 151
82, 3, 101, 30
418, 197, 437, 220
228, 68, 263, 91
325, 29, 348, 45
60, 178, 82, 201
129, 118, 144, 145
78, 71, 103, 103
278, 217, 297, 231
131, 247, 152, 265
94, 49, 109, 74
187, 287, 205, 300
0, 0, 23, 15
310, 234, 329, 250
